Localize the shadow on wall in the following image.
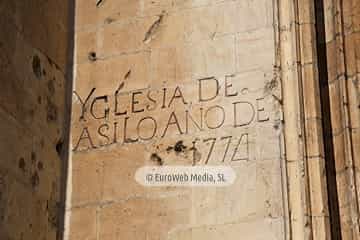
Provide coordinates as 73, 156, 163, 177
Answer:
0, 0, 75, 239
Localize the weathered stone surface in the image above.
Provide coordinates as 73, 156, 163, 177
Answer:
67, 0, 286, 239
0, 0, 71, 239
3, 0, 359, 239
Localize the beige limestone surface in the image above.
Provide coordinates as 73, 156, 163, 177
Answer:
67, 0, 285, 239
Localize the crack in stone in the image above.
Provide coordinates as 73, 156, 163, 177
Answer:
143, 11, 166, 44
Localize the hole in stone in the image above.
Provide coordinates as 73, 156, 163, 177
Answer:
88, 51, 97, 61
18, 158, 26, 171
56, 140, 63, 157
105, 17, 115, 24
31, 151, 36, 162
32, 55, 42, 79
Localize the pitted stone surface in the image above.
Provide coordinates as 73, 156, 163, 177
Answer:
67, 0, 285, 240
0, 0, 71, 239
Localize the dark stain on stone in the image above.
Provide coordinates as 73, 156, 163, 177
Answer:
105, 17, 115, 24
150, 153, 163, 166
44, 55, 61, 71
47, 200, 59, 228
271, 94, 283, 105
166, 140, 187, 153
143, 11, 166, 43
37, 161, 44, 171
31, 172, 39, 188
0, 180, 4, 223
18, 158, 26, 171
88, 51, 97, 62
115, 82, 125, 95
42, 68, 46, 76
0, 175, 5, 187
264, 78, 278, 93
46, 98, 58, 122
31, 151, 36, 163
174, 140, 187, 153
0, 176, 5, 215
32, 55, 42, 79
48, 79, 55, 94
190, 145, 202, 163
124, 69, 131, 80
46, 55, 54, 66
29, 109, 35, 118
56, 139, 63, 157
37, 96, 42, 105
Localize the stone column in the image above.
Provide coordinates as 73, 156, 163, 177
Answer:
0, 0, 73, 239
65, 0, 287, 239
321, 0, 360, 238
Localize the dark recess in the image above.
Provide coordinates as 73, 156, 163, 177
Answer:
57, 0, 76, 239
314, 0, 342, 238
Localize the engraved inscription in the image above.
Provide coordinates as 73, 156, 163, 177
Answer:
72, 75, 271, 165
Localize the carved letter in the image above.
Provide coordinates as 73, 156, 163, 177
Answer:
73, 88, 96, 121
185, 108, 203, 134
225, 74, 238, 97
123, 117, 138, 143
98, 123, 110, 146
131, 91, 145, 113
115, 92, 127, 116
137, 117, 157, 141
73, 127, 95, 151
198, 77, 219, 102
256, 97, 270, 122
168, 86, 188, 107
233, 101, 255, 127
205, 105, 225, 129
162, 112, 183, 138
90, 95, 110, 120
146, 90, 157, 111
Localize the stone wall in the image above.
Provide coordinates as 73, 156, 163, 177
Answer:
320, 0, 360, 238
0, 0, 358, 239
0, 1, 73, 239
66, 0, 286, 239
